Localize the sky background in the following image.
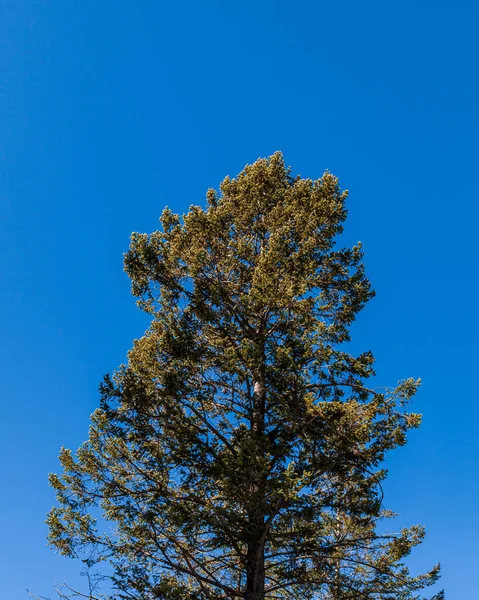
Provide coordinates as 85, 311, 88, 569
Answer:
1, 1, 477, 597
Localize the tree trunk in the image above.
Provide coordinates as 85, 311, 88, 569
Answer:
245, 376, 266, 600
246, 539, 265, 600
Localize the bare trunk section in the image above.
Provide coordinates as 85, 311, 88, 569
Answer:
252, 380, 264, 434
246, 538, 265, 600
245, 376, 266, 600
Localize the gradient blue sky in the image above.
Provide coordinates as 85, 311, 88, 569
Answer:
1, 1, 477, 598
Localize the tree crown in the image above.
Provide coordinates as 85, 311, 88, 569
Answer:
47, 153, 442, 600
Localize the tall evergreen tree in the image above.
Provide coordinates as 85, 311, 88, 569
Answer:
47, 153, 442, 600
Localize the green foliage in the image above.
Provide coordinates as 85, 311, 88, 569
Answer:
47, 153, 442, 599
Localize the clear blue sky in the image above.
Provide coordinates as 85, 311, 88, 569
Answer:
1, 1, 477, 597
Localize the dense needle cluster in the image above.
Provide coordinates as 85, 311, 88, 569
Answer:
48, 153, 442, 599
